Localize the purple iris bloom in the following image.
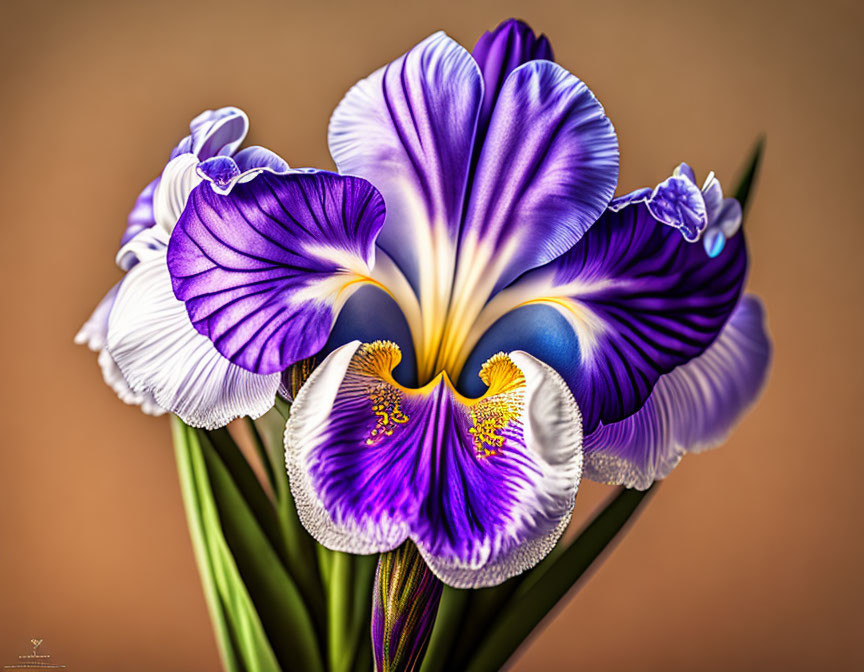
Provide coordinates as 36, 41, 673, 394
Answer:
114, 19, 768, 587
78, 107, 291, 427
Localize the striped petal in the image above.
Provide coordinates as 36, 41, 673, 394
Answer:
106, 256, 280, 428
462, 201, 748, 434
456, 59, 619, 295
584, 295, 771, 489
167, 171, 386, 375
329, 32, 481, 294
286, 341, 582, 588
74, 282, 166, 416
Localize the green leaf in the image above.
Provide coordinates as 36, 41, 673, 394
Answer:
418, 587, 470, 672
173, 418, 242, 672
734, 136, 765, 214
463, 486, 655, 672
250, 410, 326, 633
347, 554, 377, 672
175, 417, 283, 672
198, 428, 325, 672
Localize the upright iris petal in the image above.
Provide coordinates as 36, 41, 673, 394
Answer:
329, 29, 618, 381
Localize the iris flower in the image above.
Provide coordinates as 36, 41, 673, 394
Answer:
77, 107, 291, 427
82, 19, 770, 588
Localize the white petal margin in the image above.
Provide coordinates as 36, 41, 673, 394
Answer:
98, 349, 166, 416
75, 283, 120, 353
285, 341, 412, 554
583, 295, 771, 490
285, 343, 583, 589
75, 282, 165, 416
106, 255, 280, 429
419, 351, 583, 589
153, 153, 203, 234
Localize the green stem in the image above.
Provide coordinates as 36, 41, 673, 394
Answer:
173, 418, 241, 672
328, 551, 353, 672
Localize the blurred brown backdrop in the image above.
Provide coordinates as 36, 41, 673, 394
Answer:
1, 0, 862, 669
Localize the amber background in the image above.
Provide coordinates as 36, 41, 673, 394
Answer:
1, 0, 861, 669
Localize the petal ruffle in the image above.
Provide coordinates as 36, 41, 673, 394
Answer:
120, 107, 250, 256
167, 171, 386, 374
285, 341, 582, 588
97, 348, 166, 417
464, 201, 748, 434
583, 295, 771, 489
170, 107, 249, 161
75, 283, 121, 353
328, 31, 483, 312
75, 283, 166, 416
106, 256, 280, 428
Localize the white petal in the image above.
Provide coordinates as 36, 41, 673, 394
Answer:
153, 153, 202, 234
115, 224, 170, 270
106, 254, 280, 429
75, 283, 120, 352
98, 348, 166, 416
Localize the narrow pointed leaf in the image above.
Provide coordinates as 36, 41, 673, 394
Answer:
464, 486, 655, 672
176, 418, 283, 672
734, 137, 764, 214
173, 418, 242, 672
198, 428, 325, 672
417, 587, 469, 672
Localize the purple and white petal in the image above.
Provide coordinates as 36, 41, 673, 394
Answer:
673, 162, 696, 184
153, 153, 203, 234
75, 283, 166, 416
583, 295, 771, 489
106, 256, 280, 429
466, 201, 748, 434
233, 146, 290, 174
170, 107, 249, 161
328, 32, 482, 301
472, 19, 554, 135
196, 152, 292, 196
645, 175, 707, 242
286, 341, 582, 588
700, 171, 724, 225
455, 59, 619, 298
167, 171, 386, 375
75, 283, 121, 352
116, 223, 170, 270
717, 197, 743, 237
